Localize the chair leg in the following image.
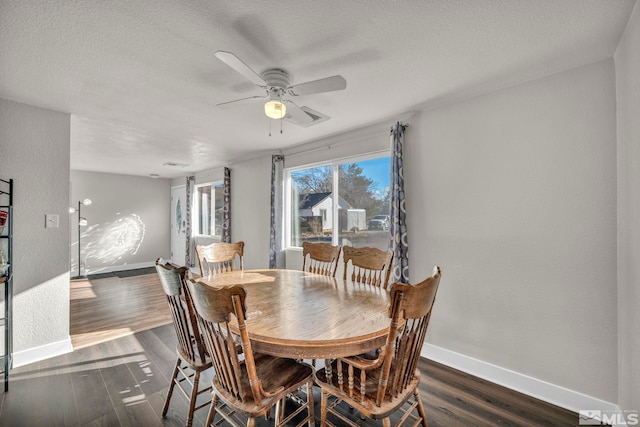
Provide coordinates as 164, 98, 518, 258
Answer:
321, 389, 328, 427
274, 398, 283, 426
246, 416, 256, 427
205, 395, 219, 427
185, 370, 201, 427
414, 389, 429, 427
162, 358, 180, 417
306, 380, 315, 427
279, 398, 286, 424
382, 417, 391, 427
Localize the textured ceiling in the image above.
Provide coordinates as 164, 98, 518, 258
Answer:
0, 0, 635, 178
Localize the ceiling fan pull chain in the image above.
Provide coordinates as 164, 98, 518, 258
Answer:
269, 119, 272, 137
280, 115, 283, 134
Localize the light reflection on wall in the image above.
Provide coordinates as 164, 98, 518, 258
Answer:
81, 214, 146, 270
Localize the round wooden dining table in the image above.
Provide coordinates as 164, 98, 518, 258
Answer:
196, 269, 390, 359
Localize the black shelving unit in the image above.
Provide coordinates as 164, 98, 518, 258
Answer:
0, 178, 13, 392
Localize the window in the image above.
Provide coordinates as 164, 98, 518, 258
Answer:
194, 182, 224, 236
286, 154, 391, 250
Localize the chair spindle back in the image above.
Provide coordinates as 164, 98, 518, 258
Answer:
302, 242, 341, 277
187, 280, 273, 407
154, 259, 206, 365
196, 241, 244, 276
378, 266, 441, 404
342, 246, 393, 289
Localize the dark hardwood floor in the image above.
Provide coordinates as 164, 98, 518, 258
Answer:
0, 272, 582, 426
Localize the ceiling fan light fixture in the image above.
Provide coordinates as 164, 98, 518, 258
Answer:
264, 100, 286, 119
215, 51, 346, 124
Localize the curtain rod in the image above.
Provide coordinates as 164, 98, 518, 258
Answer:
285, 144, 332, 159
391, 122, 409, 132
286, 121, 409, 159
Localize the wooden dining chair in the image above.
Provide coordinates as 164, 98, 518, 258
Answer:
316, 265, 442, 427
186, 278, 315, 427
195, 241, 244, 276
302, 241, 341, 277
342, 245, 393, 289
154, 258, 212, 427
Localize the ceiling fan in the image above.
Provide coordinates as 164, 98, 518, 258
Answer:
214, 50, 346, 126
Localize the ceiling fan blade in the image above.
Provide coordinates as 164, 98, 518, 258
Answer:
216, 95, 265, 108
214, 51, 266, 86
287, 75, 346, 96
284, 101, 314, 125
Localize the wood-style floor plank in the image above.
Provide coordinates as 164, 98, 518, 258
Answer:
70, 272, 172, 349
0, 270, 585, 426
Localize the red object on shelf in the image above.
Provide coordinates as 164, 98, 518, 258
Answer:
0, 210, 7, 226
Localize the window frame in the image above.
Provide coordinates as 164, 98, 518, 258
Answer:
193, 181, 224, 237
284, 150, 390, 249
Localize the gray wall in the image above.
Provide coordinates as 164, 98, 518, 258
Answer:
0, 98, 71, 364
614, 1, 640, 411
231, 156, 273, 270
70, 170, 171, 274
408, 59, 617, 403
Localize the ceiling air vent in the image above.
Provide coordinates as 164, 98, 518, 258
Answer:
285, 106, 330, 127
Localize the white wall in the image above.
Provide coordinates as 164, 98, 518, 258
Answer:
614, 0, 640, 411
408, 59, 617, 403
230, 156, 272, 269
0, 98, 72, 365
70, 170, 171, 274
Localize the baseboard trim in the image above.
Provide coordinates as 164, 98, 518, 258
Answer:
12, 337, 73, 368
421, 343, 620, 417
85, 261, 154, 276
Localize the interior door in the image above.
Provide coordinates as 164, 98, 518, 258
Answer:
171, 185, 187, 265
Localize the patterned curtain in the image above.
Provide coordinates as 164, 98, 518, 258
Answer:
222, 167, 231, 243
269, 155, 285, 268
389, 122, 409, 283
185, 175, 195, 267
